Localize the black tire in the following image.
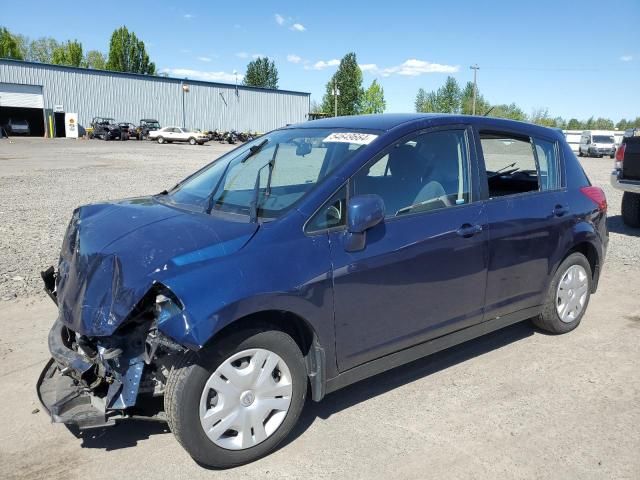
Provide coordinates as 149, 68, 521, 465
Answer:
578, 149, 583, 157
165, 328, 307, 468
621, 192, 640, 228
189, 137, 197, 145
532, 252, 592, 334
609, 154, 615, 159
157, 136, 164, 144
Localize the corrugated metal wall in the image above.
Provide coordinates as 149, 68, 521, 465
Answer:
0, 60, 310, 132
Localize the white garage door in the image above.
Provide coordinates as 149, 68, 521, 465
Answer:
0, 83, 44, 108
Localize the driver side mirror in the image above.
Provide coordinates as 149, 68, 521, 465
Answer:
345, 194, 385, 252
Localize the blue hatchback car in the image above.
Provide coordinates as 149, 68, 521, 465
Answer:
38, 114, 607, 467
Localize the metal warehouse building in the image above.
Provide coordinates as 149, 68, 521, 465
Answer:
0, 59, 310, 137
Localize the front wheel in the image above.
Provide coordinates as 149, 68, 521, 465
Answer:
165, 329, 307, 468
189, 137, 197, 145
532, 253, 592, 334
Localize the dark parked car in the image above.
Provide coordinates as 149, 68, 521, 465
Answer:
118, 122, 138, 141
3, 118, 30, 135
135, 118, 161, 140
38, 114, 608, 468
611, 128, 640, 226
90, 117, 121, 140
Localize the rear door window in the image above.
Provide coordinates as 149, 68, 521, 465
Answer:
480, 132, 560, 198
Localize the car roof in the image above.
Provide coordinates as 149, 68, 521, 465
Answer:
288, 113, 564, 140
290, 113, 435, 131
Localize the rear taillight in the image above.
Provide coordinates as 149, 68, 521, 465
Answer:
580, 186, 607, 213
615, 143, 626, 169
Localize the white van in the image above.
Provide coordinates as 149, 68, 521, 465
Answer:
578, 130, 616, 158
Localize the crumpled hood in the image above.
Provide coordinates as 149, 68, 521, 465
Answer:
56, 197, 257, 337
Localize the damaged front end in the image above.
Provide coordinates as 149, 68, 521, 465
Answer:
37, 284, 185, 429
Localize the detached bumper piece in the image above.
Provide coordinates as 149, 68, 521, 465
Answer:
37, 358, 118, 430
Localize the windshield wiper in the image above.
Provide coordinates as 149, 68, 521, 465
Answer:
488, 162, 518, 179
249, 144, 279, 223
205, 139, 269, 214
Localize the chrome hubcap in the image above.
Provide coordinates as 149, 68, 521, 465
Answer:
199, 348, 293, 450
556, 264, 589, 323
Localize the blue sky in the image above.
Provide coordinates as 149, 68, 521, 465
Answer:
3, 0, 639, 121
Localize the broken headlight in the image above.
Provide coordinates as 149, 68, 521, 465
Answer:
155, 293, 182, 324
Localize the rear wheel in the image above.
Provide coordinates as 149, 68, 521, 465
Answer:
165, 329, 306, 468
621, 192, 640, 228
157, 136, 165, 144
532, 253, 592, 334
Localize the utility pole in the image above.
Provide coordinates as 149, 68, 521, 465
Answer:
181, 80, 190, 127
470, 64, 479, 115
333, 79, 340, 117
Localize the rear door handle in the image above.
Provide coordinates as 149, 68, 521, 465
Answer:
456, 223, 483, 238
553, 205, 570, 217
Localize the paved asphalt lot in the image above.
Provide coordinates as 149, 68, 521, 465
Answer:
0, 138, 638, 479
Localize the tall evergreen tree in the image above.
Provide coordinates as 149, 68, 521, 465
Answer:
243, 57, 279, 89
321, 52, 363, 116
106, 26, 155, 74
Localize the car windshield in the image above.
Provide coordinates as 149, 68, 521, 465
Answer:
164, 128, 379, 219
593, 135, 614, 143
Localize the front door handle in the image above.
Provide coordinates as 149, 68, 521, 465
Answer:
553, 204, 570, 217
456, 223, 483, 238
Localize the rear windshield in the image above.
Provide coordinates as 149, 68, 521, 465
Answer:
593, 135, 614, 143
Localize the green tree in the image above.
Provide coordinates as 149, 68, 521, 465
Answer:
584, 116, 595, 129
14, 34, 29, 60
360, 79, 386, 114
415, 88, 427, 112
460, 81, 489, 115
83, 50, 106, 69
415, 76, 461, 114
51, 40, 83, 67
0, 27, 23, 59
321, 52, 363, 116
435, 76, 461, 113
25, 37, 60, 63
593, 117, 614, 129
243, 57, 279, 89
567, 118, 582, 130
488, 103, 527, 121
106, 26, 155, 74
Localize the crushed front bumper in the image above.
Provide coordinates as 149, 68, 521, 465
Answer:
36, 319, 148, 429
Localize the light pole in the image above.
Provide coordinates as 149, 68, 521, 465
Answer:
333, 79, 340, 117
181, 81, 190, 128
470, 64, 479, 115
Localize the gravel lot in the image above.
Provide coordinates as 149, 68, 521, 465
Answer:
0, 138, 639, 479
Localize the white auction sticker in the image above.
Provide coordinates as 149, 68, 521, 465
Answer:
323, 132, 378, 145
